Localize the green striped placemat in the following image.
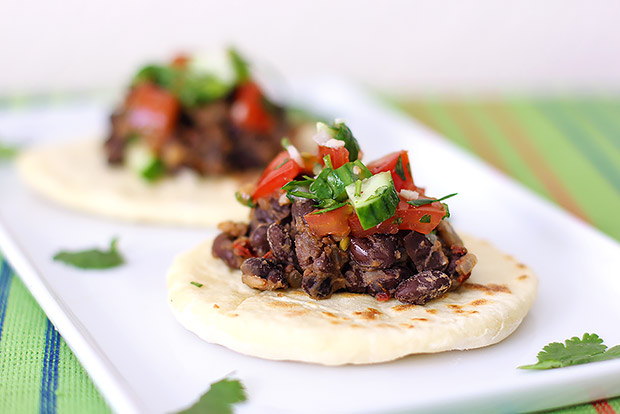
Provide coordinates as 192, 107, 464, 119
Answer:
1, 96, 620, 414
402, 98, 620, 243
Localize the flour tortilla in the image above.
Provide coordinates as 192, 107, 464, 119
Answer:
167, 234, 538, 365
16, 139, 251, 226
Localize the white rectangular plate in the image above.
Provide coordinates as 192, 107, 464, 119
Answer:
2, 79, 620, 414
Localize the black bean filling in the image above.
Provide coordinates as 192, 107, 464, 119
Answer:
104, 89, 289, 175
213, 196, 477, 305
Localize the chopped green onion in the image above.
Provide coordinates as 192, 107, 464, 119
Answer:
190, 281, 204, 288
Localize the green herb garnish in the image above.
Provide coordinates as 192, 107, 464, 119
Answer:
53, 238, 124, 270
176, 377, 247, 414
332, 122, 361, 161
395, 155, 406, 181
235, 191, 256, 208
190, 281, 204, 288
310, 201, 348, 214
281, 137, 292, 150
407, 193, 458, 207
228, 47, 250, 84
0, 142, 18, 159
141, 157, 166, 182
442, 202, 451, 219
309, 162, 334, 200
273, 158, 290, 170
419, 214, 431, 223
519, 333, 620, 370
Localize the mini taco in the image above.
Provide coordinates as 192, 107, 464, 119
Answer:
167, 121, 538, 364
17, 49, 305, 226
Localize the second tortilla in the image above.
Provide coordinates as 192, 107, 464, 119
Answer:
17, 139, 250, 226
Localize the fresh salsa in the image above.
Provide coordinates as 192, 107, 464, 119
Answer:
104, 48, 290, 181
212, 120, 477, 305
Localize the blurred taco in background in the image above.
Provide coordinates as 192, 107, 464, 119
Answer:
17, 48, 311, 226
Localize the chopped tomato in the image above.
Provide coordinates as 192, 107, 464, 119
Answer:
348, 213, 399, 238
304, 205, 353, 237
232, 237, 254, 258
367, 150, 416, 191
125, 83, 180, 151
396, 200, 446, 234
231, 81, 275, 134
170, 54, 190, 68
300, 152, 318, 174
318, 145, 349, 169
252, 151, 301, 200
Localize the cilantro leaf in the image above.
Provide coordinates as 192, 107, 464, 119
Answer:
311, 201, 348, 214
519, 333, 620, 370
407, 193, 458, 207
0, 142, 18, 159
331, 122, 361, 161
235, 191, 256, 208
394, 155, 407, 181
419, 214, 431, 223
176, 378, 247, 414
228, 47, 250, 84
53, 238, 124, 270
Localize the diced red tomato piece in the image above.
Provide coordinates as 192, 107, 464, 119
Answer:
232, 237, 254, 258
367, 150, 416, 191
300, 153, 318, 174
231, 81, 275, 134
252, 151, 301, 200
170, 54, 190, 68
348, 213, 399, 238
395, 200, 446, 234
125, 83, 180, 150
318, 145, 349, 169
304, 205, 353, 237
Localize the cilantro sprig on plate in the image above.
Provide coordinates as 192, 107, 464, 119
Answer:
519, 333, 620, 370
176, 377, 247, 414
53, 238, 125, 270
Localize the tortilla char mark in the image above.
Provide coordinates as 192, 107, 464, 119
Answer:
352, 308, 383, 320
462, 282, 511, 295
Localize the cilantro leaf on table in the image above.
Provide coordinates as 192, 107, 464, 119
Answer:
0, 142, 18, 159
53, 238, 125, 269
176, 378, 247, 414
519, 333, 620, 370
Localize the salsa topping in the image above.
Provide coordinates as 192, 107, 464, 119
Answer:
105, 48, 291, 181
212, 121, 477, 305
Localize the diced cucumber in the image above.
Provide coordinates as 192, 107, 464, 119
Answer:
126, 143, 166, 182
327, 160, 372, 201
345, 171, 399, 230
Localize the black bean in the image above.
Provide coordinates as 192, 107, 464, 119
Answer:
394, 270, 452, 305
349, 235, 397, 268
403, 231, 449, 272
240, 258, 288, 290
249, 224, 270, 257
267, 223, 296, 264
212, 233, 243, 269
